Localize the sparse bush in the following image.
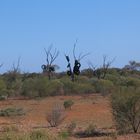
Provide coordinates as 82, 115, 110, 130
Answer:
22, 78, 40, 98
46, 80, 64, 96
75, 123, 108, 138
58, 131, 69, 139
61, 78, 95, 95
91, 79, 114, 95
67, 121, 76, 135
46, 103, 65, 127
0, 130, 58, 140
112, 87, 140, 134
64, 100, 74, 110
0, 79, 7, 97
0, 107, 25, 117
30, 130, 49, 140
85, 123, 97, 136
22, 78, 64, 98
2, 125, 19, 132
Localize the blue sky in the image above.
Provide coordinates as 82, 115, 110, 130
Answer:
0, 0, 140, 73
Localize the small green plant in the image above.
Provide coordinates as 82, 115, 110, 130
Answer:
58, 131, 69, 139
30, 130, 49, 140
2, 125, 19, 132
0, 107, 25, 117
63, 100, 74, 110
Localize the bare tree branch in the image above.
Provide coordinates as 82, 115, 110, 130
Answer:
42, 45, 59, 80
12, 56, 21, 73
73, 40, 78, 60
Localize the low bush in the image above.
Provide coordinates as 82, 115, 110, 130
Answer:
91, 79, 114, 95
30, 130, 49, 140
2, 125, 19, 132
75, 123, 108, 138
112, 87, 140, 134
46, 103, 65, 127
58, 131, 69, 139
63, 100, 74, 110
61, 78, 95, 95
0, 107, 25, 117
45, 79, 64, 96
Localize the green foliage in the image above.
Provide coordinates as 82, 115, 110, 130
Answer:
0, 79, 6, 90
0, 107, 25, 117
22, 78, 40, 98
0, 79, 7, 98
63, 100, 74, 110
45, 79, 64, 96
0, 130, 59, 140
112, 87, 140, 134
2, 125, 19, 132
58, 131, 69, 139
105, 74, 121, 85
61, 78, 95, 95
91, 79, 114, 95
22, 78, 64, 98
30, 130, 49, 140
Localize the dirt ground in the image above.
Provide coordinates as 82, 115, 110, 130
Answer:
0, 94, 139, 140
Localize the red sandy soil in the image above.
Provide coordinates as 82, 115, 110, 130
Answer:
0, 94, 139, 140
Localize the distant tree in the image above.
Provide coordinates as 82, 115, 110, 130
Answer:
6, 57, 21, 82
65, 40, 89, 81
41, 45, 59, 80
124, 60, 140, 71
88, 55, 115, 79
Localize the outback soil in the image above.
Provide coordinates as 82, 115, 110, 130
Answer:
0, 94, 139, 140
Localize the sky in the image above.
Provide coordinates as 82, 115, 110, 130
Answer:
0, 0, 140, 73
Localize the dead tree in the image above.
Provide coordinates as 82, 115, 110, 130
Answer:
65, 41, 89, 81
101, 55, 115, 79
41, 45, 59, 80
89, 55, 115, 79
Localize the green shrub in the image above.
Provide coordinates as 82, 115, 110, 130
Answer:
45, 80, 64, 96
63, 100, 74, 110
22, 78, 64, 98
61, 78, 77, 95
91, 79, 114, 95
0, 107, 25, 117
0, 79, 7, 98
0, 79, 6, 90
2, 125, 19, 132
22, 78, 39, 98
76, 83, 95, 94
61, 78, 95, 95
75, 76, 90, 83
105, 74, 120, 85
58, 131, 69, 139
30, 130, 49, 140
112, 87, 140, 134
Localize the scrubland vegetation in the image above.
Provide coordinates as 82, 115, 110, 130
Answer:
0, 59, 140, 139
